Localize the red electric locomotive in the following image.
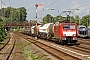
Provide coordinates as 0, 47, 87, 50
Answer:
54, 21, 78, 44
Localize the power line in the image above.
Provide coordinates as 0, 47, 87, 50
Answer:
9, 0, 11, 7
49, 0, 58, 7
1, 1, 7, 7
77, 3, 90, 9
30, 0, 59, 19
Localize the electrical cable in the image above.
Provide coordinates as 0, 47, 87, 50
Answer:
48, 0, 58, 7
30, 0, 59, 20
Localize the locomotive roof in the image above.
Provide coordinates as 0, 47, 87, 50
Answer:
58, 20, 70, 23
78, 25, 86, 28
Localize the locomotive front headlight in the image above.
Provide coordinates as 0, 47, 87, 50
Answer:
62, 37, 66, 40
73, 37, 77, 40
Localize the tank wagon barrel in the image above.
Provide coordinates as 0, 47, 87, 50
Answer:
38, 23, 54, 39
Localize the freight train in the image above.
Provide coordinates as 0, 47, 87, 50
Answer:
22, 20, 78, 45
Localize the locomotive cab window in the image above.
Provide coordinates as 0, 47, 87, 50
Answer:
70, 25, 75, 29
63, 25, 69, 29
80, 27, 85, 28
79, 27, 86, 30
63, 25, 75, 29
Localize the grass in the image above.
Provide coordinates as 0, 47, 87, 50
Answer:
22, 46, 51, 60
22, 46, 38, 60
19, 39, 51, 60
15, 44, 24, 46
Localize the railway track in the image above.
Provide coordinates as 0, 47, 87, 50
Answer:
0, 33, 16, 60
0, 37, 10, 51
38, 39, 90, 60
65, 45, 90, 54
17, 33, 81, 60
78, 38, 90, 45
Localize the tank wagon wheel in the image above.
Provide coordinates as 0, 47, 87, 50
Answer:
42, 33, 46, 39
43, 34, 47, 40
38, 33, 41, 38
40, 33, 43, 39
42, 33, 44, 39
47, 33, 52, 40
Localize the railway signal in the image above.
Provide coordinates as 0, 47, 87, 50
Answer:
34, 3, 43, 39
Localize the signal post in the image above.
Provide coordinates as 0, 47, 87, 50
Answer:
34, 3, 43, 39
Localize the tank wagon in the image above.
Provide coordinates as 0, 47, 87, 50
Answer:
22, 28, 30, 35
78, 25, 88, 38
31, 26, 35, 36
38, 23, 54, 39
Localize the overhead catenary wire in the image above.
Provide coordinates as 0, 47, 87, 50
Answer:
48, 0, 58, 7
30, 0, 59, 20
9, 0, 11, 7
77, 3, 90, 9
1, 1, 7, 8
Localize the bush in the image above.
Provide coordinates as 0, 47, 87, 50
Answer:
0, 17, 7, 42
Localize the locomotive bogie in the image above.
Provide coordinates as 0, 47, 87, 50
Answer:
61, 37, 77, 43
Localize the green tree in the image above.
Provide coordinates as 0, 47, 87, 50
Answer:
42, 16, 47, 24
0, 7, 27, 23
0, 17, 7, 42
42, 14, 54, 23
81, 15, 89, 27
19, 7, 27, 22
47, 14, 52, 23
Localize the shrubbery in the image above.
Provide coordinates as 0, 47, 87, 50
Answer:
0, 18, 7, 42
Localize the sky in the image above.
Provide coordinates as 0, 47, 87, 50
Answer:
1, 0, 90, 22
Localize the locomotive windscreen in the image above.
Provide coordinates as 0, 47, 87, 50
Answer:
79, 27, 85, 30
79, 27, 85, 28
63, 24, 75, 29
